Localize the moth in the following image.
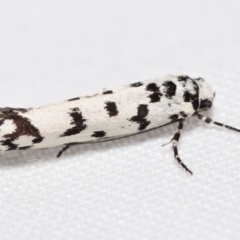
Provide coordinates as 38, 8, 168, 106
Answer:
0, 75, 239, 174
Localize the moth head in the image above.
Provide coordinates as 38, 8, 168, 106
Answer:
194, 78, 215, 112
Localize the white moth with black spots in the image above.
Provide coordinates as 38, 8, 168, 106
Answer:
0, 74, 239, 174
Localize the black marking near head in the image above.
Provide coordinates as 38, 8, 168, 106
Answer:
91, 131, 106, 138
146, 83, 162, 103
129, 104, 150, 130
0, 109, 44, 150
199, 99, 212, 110
104, 101, 119, 117
162, 81, 176, 99
60, 108, 87, 137
183, 81, 199, 111
178, 76, 189, 87
194, 77, 204, 81
131, 82, 143, 87
68, 97, 80, 102
178, 76, 189, 81
103, 90, 113, 95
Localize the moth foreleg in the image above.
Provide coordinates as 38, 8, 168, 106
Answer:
163, 119, 193, 175
56, 145, 70, 158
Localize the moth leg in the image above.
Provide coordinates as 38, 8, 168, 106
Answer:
167, 119, 193, 175
56, 145, 70, 158
196, 114, 240, 132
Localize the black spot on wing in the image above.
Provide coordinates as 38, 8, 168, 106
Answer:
0, 107, 28, 113
0, 109, 44, 150
60, 108, 87, 137
149, 92, 161, 103
146, 83, 159, 92
169, 114, 179, 122
32, 137, 44, 143
129, 104, 150, 130
162, 81, 176, 99
103, 90, 113, 95
68, 97, 80, 101
1, 139, 18, 150
131, 82, 143, 87
183, 81, 199, 111
146, 83, 162, 103
192, 98, 199, 111
183, 91, 191, 102
91, 131, 106, 138
104, 101, 118, 117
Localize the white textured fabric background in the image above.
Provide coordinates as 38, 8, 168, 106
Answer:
0, 1, 240, 239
